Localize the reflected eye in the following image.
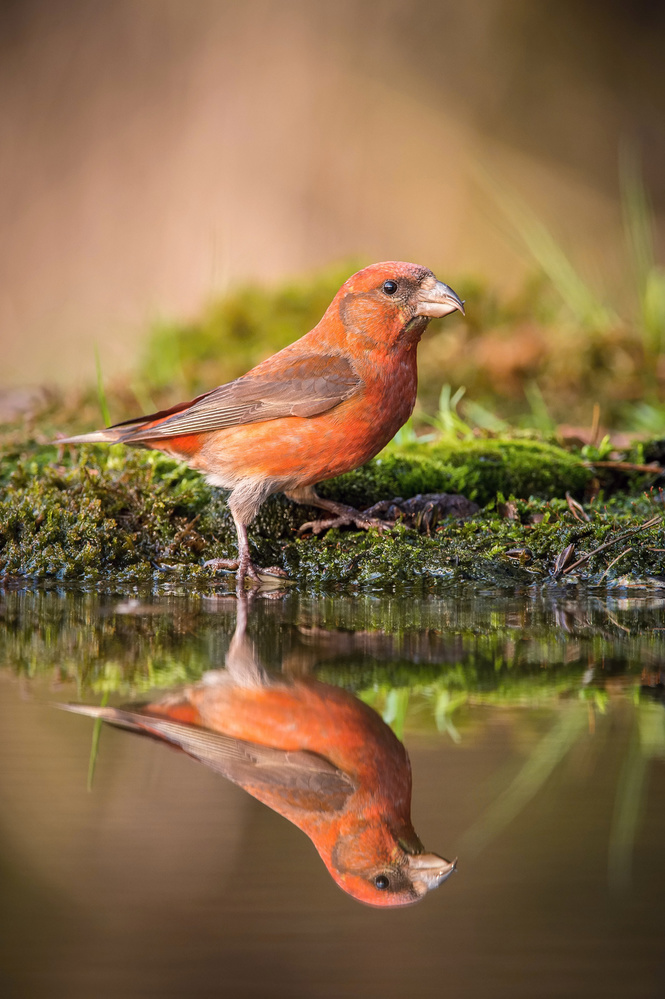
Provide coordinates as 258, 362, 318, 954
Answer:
383, 280, 398, 295
374, 874, 390, 890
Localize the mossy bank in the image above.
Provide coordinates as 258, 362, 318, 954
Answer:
1, 429, 663, 590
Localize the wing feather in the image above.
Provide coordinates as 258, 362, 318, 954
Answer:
116, 354, 361, 442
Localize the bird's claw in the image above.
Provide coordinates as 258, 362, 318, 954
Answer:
204, 557, 288, 587
298, 513, 395, 536
240, 563, 290, 590
204, 557, 240, 573
256, 565, 290, 579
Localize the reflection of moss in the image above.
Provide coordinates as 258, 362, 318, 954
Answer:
0, 431, 663, 584
0, 589, 654, 699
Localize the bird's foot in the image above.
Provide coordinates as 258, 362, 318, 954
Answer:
204, 557, 288, 587
204, 558, 241, 573
298, 506, 395, 537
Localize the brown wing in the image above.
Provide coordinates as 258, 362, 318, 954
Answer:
114, 353, 362, 442
62, 704, 355, 812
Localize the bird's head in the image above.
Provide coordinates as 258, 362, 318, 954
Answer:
324, 820, 456, 908
334, 261, 464, 348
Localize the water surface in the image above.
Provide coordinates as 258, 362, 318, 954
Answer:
1, 584, 663, 998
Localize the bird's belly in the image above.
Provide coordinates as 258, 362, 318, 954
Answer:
196, 385, 414, 489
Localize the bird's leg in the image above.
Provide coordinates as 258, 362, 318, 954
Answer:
286, 487, 396, 537
204, 514, 287, 588
224, 592, 270, 685
204, 517, 259, 587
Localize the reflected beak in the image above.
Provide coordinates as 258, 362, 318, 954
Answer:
415, 277, 465, 319
407, 852, 458, 895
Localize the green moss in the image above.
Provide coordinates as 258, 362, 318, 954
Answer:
0, 588, 652, 700
4, 255, 665, 590
0, 447, 218, 582
1, 427, 662, 587
321, 438, 591, 508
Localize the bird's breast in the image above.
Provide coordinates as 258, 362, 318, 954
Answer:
197, 350, 418, 487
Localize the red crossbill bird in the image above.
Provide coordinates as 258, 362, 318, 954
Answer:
59, 262, 464, 584
62, 597, 456, 907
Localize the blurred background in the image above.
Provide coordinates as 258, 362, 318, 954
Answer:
1, 0, 665, 428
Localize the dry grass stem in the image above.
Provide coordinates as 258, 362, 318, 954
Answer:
562, 515, 662, 575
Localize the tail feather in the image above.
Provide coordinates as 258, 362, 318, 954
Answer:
57, 703, 148, 732
55, 429, 124, 445
55, 395, 205, 446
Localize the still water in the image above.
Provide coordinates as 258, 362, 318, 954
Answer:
1, 583, 664, 998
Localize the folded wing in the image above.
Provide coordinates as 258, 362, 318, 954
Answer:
59, 354, 362, 444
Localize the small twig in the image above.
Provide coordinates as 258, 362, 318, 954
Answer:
584, 460, 664, 473
598, 547, 632, 582
551, 543, 576, 579
562, 515, 662, 575
565, 491, 590, 522
604, 608, 632, 634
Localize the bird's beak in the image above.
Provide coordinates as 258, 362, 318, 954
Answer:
415, 277, 465, 318
406, 852, 457, 895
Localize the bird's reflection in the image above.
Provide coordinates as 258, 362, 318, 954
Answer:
64, 595, 455, 907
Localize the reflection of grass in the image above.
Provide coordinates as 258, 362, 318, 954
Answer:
367, 675, 661, 890
3, 589, 662, 695
87, 689, 109, 791
457, 705, 589, 857
3, 584, 661, 881
380, 688, 411, 741
356, 665, 663, 886
359, 678, 621, 742
609, 699, 665, 890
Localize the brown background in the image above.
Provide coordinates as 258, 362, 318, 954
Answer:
1, 0, 664, 385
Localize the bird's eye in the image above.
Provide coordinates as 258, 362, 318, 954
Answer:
374, 874, 390, 890
383, 280, 398, 295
